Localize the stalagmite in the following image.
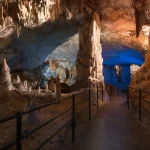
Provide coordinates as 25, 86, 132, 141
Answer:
23, 80, 28, 90
38, 86, 41, 93
13, 79, 16, 84
16, 75, 21, 84
56, 74, 61, 101
45, 82, 49, 91
1, 58, 12, 91
29, 86, 32, 92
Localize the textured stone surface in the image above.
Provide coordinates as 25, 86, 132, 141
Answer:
77, 9, 103, 87
0, 0, 150, 89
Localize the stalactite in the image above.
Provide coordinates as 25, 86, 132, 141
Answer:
4, 0, 8, 8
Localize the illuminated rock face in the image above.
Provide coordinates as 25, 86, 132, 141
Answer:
77, 7, 103, 87
130, 25, 150, 90
1, 58, 12, 91
0, 0, 150, 90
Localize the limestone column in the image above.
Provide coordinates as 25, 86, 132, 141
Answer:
76, 5, 104, 88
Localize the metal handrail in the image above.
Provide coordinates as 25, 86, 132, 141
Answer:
141, 106, 150, 115
74, 90, 89, 96
75, 104, 89, 118
0, 86, 102, 150
142, 99, 150, 105
23, 96, 72, 115
126, 86, 150, 122
141, 90, 150, 95
36, 120, 72, 150
0, 114, 16, 124
75, 98, 88, 108
22, 107, 72, 140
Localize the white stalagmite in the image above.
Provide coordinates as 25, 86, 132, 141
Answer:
38, 86, 41, 93
13, 79, 16, 84
29, 86, 32, 92
16, 75, 21, 83
1, 58, 13, 91
45, 82, 49, 91
24, 80, 28, 90
56, 74, 61, 101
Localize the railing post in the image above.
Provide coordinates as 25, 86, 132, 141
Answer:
16, 111, 22, 150
102, 84, 103, 101
72, 94, 75, 143
139, 89, 142, 121
127, 87, 129, 109
97, 87, 99, 110
89, 89, 91, 120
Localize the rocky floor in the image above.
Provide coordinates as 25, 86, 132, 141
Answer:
0, 89, 104, 150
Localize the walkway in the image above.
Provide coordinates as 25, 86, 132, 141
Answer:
56, 94, 150, 150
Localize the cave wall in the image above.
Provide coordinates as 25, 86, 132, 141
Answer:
0, 0, 150, 88
0, 23, 79, 86
0, 0, 149, 51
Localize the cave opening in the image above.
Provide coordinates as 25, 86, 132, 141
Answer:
102, 46, 144, 90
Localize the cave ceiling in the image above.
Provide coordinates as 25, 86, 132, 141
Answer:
0, 0, 150, 69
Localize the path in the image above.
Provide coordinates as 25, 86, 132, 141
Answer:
56, 94, 150, 150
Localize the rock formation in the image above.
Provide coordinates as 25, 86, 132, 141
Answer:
29, 86, 32, 92
16, 75, 21, 84
55, 74, 61, 101
76, 3, 104, 87
1, 58, 12, 91
38, 86, 41, 93
23, 80, 28, 90
1, 0, 150, 94
19, 83, 26, 91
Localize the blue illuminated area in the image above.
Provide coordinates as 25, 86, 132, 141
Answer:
102, 47, 144, 66
102, 46, 144, 90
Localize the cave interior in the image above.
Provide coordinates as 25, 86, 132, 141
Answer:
0, 0, 150, 149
